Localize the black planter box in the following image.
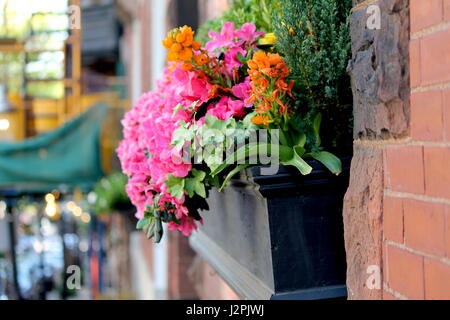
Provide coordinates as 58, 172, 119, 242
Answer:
189, 159, 350, 300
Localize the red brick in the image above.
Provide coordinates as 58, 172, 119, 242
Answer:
424, 147, 450, 199
385, 146, 425, 194
411, 91, 443, 141
386, 245, 424, 299
446, 206, 450, 258
445, 0, 450, 21
404, 199, 446, 256
410, 39, 421, 88
424, 258, 450, 299
383, 196, 404, 243
383, 290, 399, 300
410, 0, 443, 33
443, 89, 450, 141
421, 28, 450, 86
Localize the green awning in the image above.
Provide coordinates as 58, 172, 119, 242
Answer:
0, 104, 107, 194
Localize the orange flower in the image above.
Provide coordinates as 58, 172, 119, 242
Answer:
181, 62, 192, 71
179, 48, 193, 61
248, 69, 260, 79
167, 51, 179, 62
176, 26, 194, 45
162, 36, 174, 49
277, 99, 288, 114
255, 100, 272, 114
164, 26, 203, 63
248, 60, 258, 70
267, 89, 279, 102
207, 85, 219, 100
247, 50, 296, 125
249, 50, 270, 69
183, 35, 194, 47
268, 53, 282, 66
194, 54, 208, 66
170, 43, 182, 53
255, 77, 269, 89
192, 41, 202, 51
245, 94, 257, 105
252, 115, 270, 126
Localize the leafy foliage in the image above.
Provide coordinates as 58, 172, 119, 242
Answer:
273, 0, 353, 154
93, 173, 131, 215
196, 0, 280, 44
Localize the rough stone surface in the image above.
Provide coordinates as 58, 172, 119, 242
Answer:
343, 145, 384, 300
348, 0, 410, 139
344, 0, 410, 300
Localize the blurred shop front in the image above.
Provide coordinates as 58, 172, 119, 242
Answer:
0, 0, 131, 300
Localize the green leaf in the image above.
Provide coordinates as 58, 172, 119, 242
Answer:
191, 168, 206, 181
294, 145, 306, 157
173, 100, 198, 116
219, 164, 250, 192
171, 126, 194, 150
153, 218, 164, 243
204, 115, 230, 131
210, 142, 259, 176
184, 179, 196, 198
236, 51, 247, 64
144, 220, 155, 239
185, 169, 207, 198
306, 151, 342, 175
312, 113, 322, 147
172, 103, 183, 116
243, 112, 258, 130
136, 217, 150, 230
207, 174, 221, 188
211, 143, 292, 177
281, 146, 313, 175
165, 174, 185, 199
194, 182, 206, 198
292, 132, 306, 148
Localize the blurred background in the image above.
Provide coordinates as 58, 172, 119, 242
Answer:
0, 0, 235, 300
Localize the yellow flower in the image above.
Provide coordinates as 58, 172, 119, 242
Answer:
259, 33, 277, 45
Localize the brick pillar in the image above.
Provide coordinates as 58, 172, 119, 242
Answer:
382, 0, 450, 300
346, 0, 450, 300
167, 232, 199, 299
188, 257, 241, 300
344, 0, 410, 300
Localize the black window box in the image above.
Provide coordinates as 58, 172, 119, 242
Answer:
189, 158, 350, 300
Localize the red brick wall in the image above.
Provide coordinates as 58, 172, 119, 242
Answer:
139, 0, 152, 92
383, 0, 450, 299
167, 232, 198, 299
188, 257, 241, 300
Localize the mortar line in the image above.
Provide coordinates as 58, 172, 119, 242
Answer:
383, 283, 409, 300
411, 21, 450, 40
385, 240, 450, 266
385, 189, 450, 206
412, 81, 450, 93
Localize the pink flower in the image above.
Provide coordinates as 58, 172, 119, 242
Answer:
206, 22, 236, 51
232, 77, 252, 105
126, 174, 151, 219
224, 46, 247, 75
235, 23, 264, 42
170, 64, 212, 104
168, 216, 200, 236
206, 97, 246, 120
117, 21, 267, 238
